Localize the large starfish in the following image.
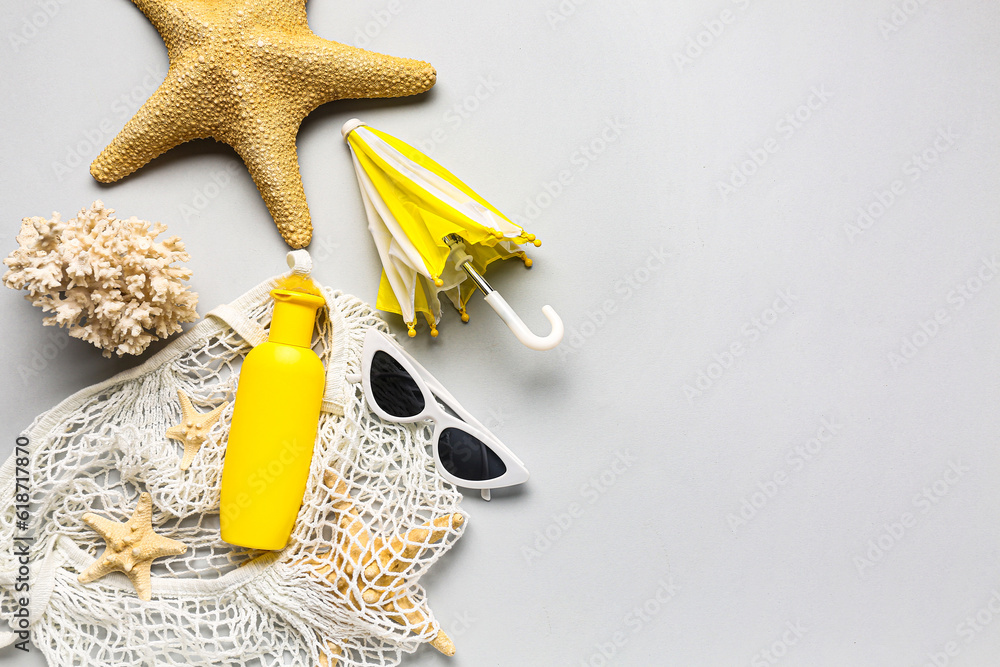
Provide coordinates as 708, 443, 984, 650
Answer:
78, 492, 188, 601
299, 470, 464, 665
90, 0, 436, 248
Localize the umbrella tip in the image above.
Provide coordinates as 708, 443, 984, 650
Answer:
406, 322, 417, 337
342, 118, 366, 140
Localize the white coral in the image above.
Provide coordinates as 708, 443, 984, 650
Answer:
3, 201, 198, 357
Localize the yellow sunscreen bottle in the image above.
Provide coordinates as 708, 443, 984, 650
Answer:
221, 285, 326, 550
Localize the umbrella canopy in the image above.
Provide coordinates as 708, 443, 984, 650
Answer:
343, 119, 543, 339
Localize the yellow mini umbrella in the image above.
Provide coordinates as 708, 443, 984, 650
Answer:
342, 119, 563, 351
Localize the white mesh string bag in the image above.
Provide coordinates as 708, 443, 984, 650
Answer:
0, 250, 466, 667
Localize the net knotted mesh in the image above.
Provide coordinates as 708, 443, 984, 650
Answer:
0, 257, 466, 667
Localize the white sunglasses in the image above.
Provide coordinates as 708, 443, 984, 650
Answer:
348, 329, 529, 500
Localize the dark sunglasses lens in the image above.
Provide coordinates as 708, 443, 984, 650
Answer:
438, 428, 507, 481
370, 351, 425, 418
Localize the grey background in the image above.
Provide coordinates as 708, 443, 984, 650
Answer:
2, 0, 1000, 665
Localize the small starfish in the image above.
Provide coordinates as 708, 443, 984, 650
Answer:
165, 390, 229, 470
90, 0, 436, 248
301, 471, 464, 665
78, 492, 188, 601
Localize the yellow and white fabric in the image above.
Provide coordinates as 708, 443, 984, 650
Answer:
343, 119, 537, 332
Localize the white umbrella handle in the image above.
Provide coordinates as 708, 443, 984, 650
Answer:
446, 236, 563, 351
483, 292, 564, 351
